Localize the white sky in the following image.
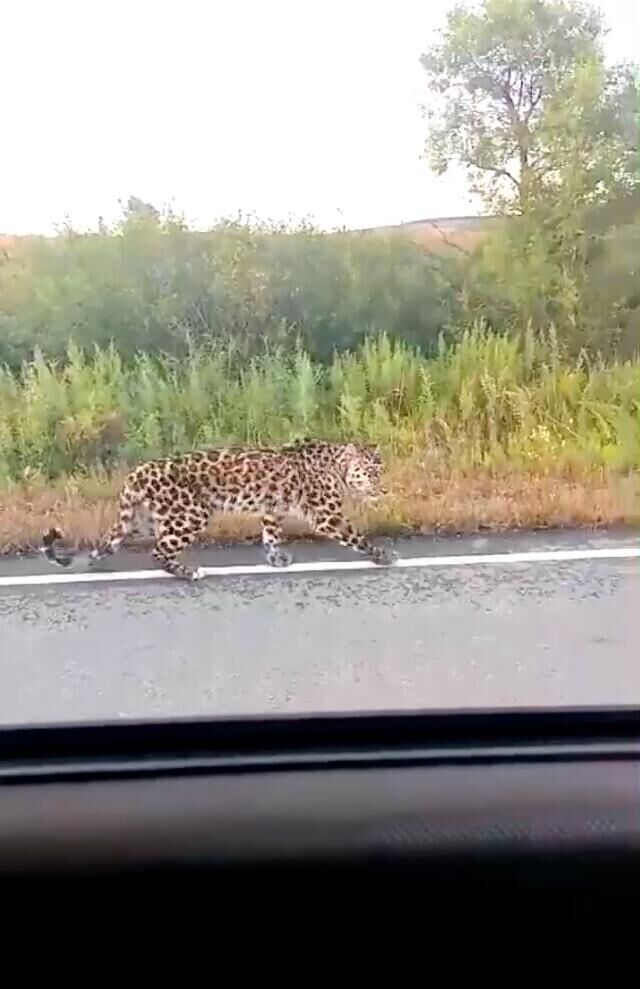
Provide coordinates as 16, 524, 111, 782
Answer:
2, 0, 638, 234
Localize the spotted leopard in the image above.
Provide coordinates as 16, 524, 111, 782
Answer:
42, 439, 396, 580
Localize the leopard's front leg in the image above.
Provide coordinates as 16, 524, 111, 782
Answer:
311, 509, 396, 565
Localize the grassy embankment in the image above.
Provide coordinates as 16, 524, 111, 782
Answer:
0, 330, 638, 553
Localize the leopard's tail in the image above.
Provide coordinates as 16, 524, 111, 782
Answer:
40, 528, 90, 571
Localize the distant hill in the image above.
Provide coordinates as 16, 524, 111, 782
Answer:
0, 217, 498, 257
364, 215, 499, 254
369, 194, 640, 251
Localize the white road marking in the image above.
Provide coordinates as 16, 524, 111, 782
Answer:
0, 545, 638, 588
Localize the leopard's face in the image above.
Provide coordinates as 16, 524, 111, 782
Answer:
343, 444, 387, 503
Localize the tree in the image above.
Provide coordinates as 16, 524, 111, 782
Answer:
122, 196, 161, 223
421, 0, 638, 216
420, 0, 639, 353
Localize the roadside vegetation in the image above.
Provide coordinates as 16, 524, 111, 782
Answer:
0, 0, 638, 552
0, 329, 638, 551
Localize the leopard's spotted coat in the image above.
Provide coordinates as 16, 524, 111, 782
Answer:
42, 439, 396, 580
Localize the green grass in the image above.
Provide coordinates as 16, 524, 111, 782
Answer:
1, 326, 639, 488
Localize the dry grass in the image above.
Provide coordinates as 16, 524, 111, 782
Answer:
1, 458, 638, 556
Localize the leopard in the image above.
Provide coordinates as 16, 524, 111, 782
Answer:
41, 439, 397, 581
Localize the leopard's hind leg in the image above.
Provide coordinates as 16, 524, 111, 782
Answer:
261, 513, 292, 567
89, 488, 138, 563
151, 503, 211, 580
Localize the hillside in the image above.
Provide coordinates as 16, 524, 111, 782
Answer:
367, 215, 498, 253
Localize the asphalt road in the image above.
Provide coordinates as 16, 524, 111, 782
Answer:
0, 529, 638, 725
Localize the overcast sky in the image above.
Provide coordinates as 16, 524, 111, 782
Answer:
2, 0, 637, 234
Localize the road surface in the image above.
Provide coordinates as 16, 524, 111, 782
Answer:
0, 529, 638, 724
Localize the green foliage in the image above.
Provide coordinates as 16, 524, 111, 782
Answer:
420, 0, 639, 352
460, 189, 640, 355
1, 330, 638, 486
0, 0, 637, 431
421, 0, 637, 214
0, 210, 460, 367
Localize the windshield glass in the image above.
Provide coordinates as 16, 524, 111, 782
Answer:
1, 0, 638, 725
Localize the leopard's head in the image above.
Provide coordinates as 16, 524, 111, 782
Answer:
342, 443, 387, 502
